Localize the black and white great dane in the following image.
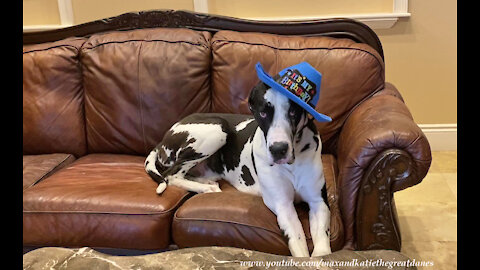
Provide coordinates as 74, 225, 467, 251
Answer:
145, 78, 331, 257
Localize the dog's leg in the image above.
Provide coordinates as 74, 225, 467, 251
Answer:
162, 157, 221, 193
258, 164, 309, 257
145, 149, 169, 194
275, 204, 310, 257
168, 176, 221, 193
308, 199, 331, 257
164, 159, 222, 193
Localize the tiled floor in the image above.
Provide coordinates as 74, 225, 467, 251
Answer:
395, 151, 457, 270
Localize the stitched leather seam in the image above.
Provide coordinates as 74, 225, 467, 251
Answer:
82, 39, 209, 51
136, 41, 148, 154
23, 45, 80, 54
403, 133, 422, 150
211, 39, 384, 69
23, 155, 75, 193
77, 40, 89, 156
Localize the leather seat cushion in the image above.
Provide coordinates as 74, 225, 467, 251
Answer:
172, 154, 344, 255
23, 154, 76, 191
23, 154, 190, 250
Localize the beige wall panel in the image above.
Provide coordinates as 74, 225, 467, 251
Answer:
72, 0, 194, 24
375, 0, 456, 124
23, 0, 61, 25
208, 0, 392, 18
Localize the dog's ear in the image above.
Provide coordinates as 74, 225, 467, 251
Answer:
297, 111, 309, 132
248, 83, 257, 112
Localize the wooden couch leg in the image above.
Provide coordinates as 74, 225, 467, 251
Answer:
355, 149, 416, 251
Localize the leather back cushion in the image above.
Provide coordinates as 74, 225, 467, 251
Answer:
210, 31, 385, 142
24, 28, 385, 156
80, 28, 212, 155
23, 38, 88, 157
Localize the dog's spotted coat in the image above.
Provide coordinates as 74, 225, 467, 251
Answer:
145, 79, 331, 257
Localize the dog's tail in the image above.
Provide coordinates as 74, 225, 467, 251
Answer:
145, 149, 168, 194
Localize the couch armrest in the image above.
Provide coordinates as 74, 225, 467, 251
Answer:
336, 85, 432, 250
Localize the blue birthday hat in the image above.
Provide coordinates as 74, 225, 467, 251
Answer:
255, 62, 332, 122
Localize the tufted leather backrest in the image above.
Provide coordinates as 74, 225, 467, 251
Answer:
80, 28, 212, 155
23, 27, 385, 156
210, 30, 385, 143
23, 38, 88, 157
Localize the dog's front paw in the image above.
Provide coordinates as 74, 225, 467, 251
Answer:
311, 245, 332, 257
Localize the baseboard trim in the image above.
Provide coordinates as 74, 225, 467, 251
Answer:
419, 124, 457, 151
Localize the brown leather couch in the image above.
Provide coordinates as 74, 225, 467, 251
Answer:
23, 10, 432, 255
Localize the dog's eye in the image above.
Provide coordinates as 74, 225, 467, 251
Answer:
289, 109, 298, 119
259, 111, 267, 118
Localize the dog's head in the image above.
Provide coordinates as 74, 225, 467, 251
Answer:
248, 78, 309, 165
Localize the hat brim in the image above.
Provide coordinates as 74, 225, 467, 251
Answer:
255, 63, 332, 122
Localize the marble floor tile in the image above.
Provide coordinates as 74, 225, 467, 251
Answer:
396, 202, 457, 242
401, 241, 457, 270
396, 151, 457, 270
443, 173, 457, 199
394, 173, 456, 205
429, 151, 457, 173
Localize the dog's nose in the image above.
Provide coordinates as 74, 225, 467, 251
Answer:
269, 142, 289, 160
